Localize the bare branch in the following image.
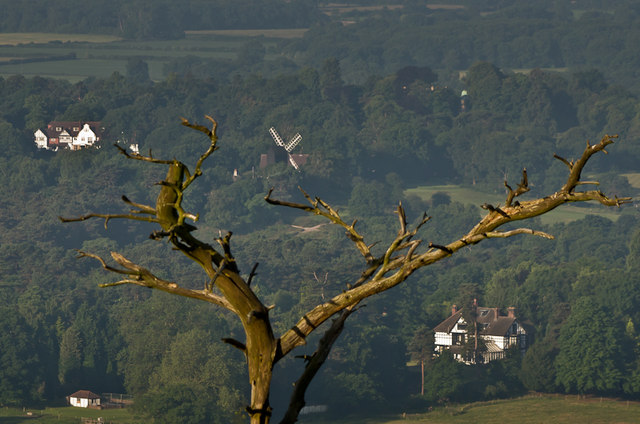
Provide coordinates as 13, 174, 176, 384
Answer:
279, 307, 357, 424
428, 242, 453, 254
553, 153, 573, 169
77, 250, 236, 312
265, 187, 376, 264
114, 143, 174, 165
562, 134, 618, 193
180, 116, 219, 190
484, 228, 554, 239
247, 263, 260, 287
222, 338, 247, 353
276, 135, 632, 358
60, 213, 158, 229
481, 203, 510, 218
121, 195, 156, 215
505, 168, 529, 207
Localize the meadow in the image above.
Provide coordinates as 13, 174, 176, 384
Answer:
3, 395, 639, 423
308, 395, 640, 423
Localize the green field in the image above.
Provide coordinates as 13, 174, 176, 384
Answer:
0, 406, 138, 424
406, 184, 627, 225
0, 30, 306, 82
304, 395, 640, 424
3, 395, 639, 423
0, 33, 123, 45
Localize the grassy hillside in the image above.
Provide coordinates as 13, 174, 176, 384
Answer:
305, 395, 640, 423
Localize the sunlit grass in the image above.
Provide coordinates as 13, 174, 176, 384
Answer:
623, 172, 640, 189
304, 395, 640, 423
0, 406, 139, 423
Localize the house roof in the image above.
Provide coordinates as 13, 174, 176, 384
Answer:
433, 310, 463, 333
433, 307, 519, 337
477, 307, 517, 336
69, 390, 101, 399
44, 121, 104, 139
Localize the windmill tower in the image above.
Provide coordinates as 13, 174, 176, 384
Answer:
269, 127, 303, 170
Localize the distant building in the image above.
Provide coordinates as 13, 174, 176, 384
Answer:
433, 303, 527, 364
67, 390, 102, 409
259, 146, 309, 169
34, 121, 104, 151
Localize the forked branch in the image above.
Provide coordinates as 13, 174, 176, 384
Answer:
76, 250, 235, 312
275, 134, 631, 358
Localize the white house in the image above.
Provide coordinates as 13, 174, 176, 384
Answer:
34, 121, 104, 151
67, 390, 102, 408
72, 123, 99, 150
433, 303, 527, 364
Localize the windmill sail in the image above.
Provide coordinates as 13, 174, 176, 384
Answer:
269, 127, 285, 147
285, 133, 302, 152
269, 126, 303, 171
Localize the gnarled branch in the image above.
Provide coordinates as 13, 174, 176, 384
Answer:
77, 250, 236, 312
275, 134, 631, 358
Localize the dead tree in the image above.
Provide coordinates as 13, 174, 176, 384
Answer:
61, 116, 631, 424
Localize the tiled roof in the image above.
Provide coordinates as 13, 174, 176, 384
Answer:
433, 310, 463, 333
46, 121, 103, 138
434, 307, 518, 337
69, 390, 100, 399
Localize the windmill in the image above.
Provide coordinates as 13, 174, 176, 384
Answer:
269, 127, 303, 170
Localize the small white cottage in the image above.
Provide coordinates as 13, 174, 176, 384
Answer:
67, 390, 102, 408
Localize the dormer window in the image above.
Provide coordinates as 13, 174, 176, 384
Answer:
73, 127, 79, 131
56, 126, 62, 131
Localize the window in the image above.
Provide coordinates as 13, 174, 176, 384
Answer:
479, 309, 489, 317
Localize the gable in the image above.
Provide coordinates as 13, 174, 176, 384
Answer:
433, 311, 463, 333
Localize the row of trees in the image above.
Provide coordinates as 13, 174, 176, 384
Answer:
277, 0, 640, 92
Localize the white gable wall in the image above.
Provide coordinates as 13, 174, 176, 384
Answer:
73, 124, 97, 148
34, 129, 48, 149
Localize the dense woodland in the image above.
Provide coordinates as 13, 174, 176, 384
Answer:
2, 1, 640, 423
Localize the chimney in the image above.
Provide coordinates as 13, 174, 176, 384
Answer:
451, 304, 458, 316
508, 307, 516, 318
494, 308, 500, 319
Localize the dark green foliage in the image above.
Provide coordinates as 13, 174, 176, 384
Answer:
1, 30, 639, 416
555, 297, 627, 394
